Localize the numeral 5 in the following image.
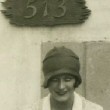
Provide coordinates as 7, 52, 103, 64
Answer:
24, 0, 37, 18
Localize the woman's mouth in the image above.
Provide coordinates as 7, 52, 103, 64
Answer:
55, 91, 67, 95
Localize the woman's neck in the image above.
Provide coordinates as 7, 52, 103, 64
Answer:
50, 95, 74, 110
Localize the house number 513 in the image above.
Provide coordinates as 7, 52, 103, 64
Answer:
24, 0, 66, 18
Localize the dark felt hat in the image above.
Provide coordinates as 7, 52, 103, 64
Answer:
42, 46, 82, 88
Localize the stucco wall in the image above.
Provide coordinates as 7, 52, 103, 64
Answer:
86, 42, 110, 110
0, 0, 110, 110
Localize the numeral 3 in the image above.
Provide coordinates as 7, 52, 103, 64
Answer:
54, 0, 66, 17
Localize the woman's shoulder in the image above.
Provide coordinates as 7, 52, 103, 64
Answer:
41, 94, 51, 110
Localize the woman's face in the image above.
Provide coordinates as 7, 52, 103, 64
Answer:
48, 74, 75, 102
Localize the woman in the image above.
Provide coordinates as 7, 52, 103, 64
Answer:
42, 46, 103, 110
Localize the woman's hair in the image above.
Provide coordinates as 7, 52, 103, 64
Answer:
47, 73, 82, 88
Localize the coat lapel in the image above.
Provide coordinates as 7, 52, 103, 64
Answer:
42, 94, 51, 110
72, 92, 83, 110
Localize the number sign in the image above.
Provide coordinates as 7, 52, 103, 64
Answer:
2, 0, 91, 26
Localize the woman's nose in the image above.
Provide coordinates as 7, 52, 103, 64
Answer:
58, 79, 65, 89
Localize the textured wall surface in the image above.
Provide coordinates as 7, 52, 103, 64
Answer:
86, 42, 110, 110
0, 0, 110, 110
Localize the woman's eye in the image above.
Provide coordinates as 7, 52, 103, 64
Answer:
65, 77, 73, 81
51, 78, 58, 82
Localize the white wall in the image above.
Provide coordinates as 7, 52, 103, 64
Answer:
0, 0, 110, 110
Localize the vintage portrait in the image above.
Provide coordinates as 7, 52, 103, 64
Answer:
41, 42, 110, 110
0, 0, 110, 110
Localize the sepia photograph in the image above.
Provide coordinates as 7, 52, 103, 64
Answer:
0, 0, 110, 110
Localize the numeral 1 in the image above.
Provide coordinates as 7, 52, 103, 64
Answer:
43, 0, 48, 17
